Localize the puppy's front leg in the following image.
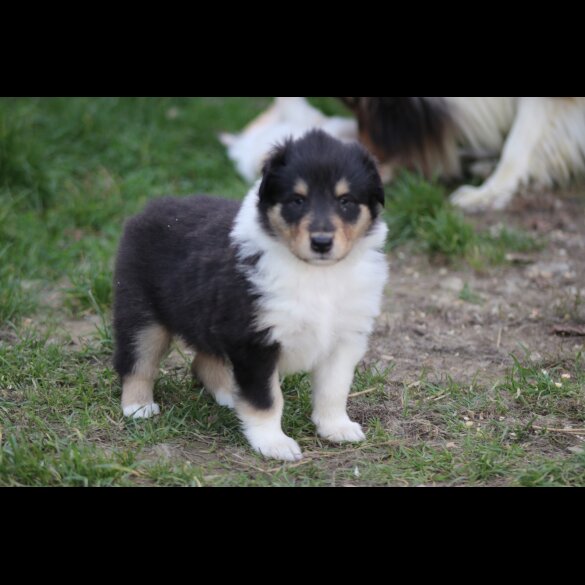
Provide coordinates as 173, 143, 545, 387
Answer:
230, 346, 302, 462
311, 336, 368, 443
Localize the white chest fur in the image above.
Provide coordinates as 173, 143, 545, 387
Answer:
231, 185, 389, 374
260, 246, 388, 373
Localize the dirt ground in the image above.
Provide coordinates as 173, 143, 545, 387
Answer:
367, 190, 585, 387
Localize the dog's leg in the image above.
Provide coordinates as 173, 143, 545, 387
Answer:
118, 323, 171, 419
191, 352, 236, 409
230, 346, 302, 461
311, 335, 367, 442
451, 97, 553, 211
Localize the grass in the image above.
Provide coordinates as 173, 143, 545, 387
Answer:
498, 352, 584, 418
385, 172, 544, 267
1, 97, 583, 486
1, 329, 583, 486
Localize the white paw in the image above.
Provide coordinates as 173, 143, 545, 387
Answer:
246, 428, 303, 461
450, 185, 488, 211
315, 417, 366, 443
123, 402, 160, 419
213, 390, 235, 409
450, 185, 513, 212
252, 435, 303, 462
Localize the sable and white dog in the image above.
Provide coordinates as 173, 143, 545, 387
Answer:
341, 97, 585, 211
113, 130, 388, 461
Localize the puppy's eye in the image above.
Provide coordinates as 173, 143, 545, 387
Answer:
339, 197, 354, 209
290, 196, 306, 207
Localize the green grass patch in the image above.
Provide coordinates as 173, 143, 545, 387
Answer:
385, 172, 544, 266
497, 353, 584, 419
0, 269, 37, 325
65, 259, 114, 314
0, 432, 138, 487
0, 110, 54, 211
1, 331, 584, 486
514, 451, 585, 487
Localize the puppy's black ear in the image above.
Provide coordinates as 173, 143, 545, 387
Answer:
258, 138, 293, 204
370, 173, 385, 209
355, 143, 385, 209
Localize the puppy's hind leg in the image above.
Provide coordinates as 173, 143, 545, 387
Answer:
191, 352, 236, 409
115, 323, 171, 419
229, 345, 302, 462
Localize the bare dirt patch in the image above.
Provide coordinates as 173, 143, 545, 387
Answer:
367, 190, 585, 386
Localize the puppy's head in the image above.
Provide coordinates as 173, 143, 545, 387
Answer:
258, 129, 384, 265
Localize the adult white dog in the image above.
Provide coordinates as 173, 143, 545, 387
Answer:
341, 97, 585, 211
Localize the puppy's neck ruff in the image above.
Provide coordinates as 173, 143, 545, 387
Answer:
230, 184, 389, 374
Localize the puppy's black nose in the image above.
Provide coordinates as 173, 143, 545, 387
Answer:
311, 235, 334, 254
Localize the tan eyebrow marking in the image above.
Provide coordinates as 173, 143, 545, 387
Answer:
335, 178, 350, 197
294, 178, 309, 196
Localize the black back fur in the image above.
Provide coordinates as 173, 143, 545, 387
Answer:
113, 196, 278, 408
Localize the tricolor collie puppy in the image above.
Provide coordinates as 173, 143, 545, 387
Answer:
113, 129, 388, 461
341, 97, 585, 211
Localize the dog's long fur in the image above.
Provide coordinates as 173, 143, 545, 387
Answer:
341, 97, 585, 211
113, 130, 388, 461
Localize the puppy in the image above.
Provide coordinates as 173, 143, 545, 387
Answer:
340, 97, 585, 211
113, 129, 388, 461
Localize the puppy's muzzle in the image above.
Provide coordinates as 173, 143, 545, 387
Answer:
310, 234, 334, 254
